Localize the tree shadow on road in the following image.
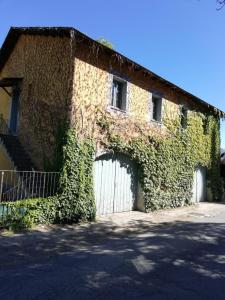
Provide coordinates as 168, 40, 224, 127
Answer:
0, 219, 225, 299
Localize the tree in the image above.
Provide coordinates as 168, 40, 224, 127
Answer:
97, 38, 114, 49
217, 0, 225, 10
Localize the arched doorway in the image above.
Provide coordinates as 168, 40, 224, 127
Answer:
94, 153, 138, 215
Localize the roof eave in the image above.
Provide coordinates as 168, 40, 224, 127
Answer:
0, 26, 224, 117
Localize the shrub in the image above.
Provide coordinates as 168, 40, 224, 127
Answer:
0, 197, 58, 231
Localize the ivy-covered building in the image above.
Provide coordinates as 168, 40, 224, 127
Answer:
0, 27, 224, 216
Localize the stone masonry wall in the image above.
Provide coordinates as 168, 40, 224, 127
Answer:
71, 41, 220, 204
0, 35, 73, 169
71, 42, 188, 148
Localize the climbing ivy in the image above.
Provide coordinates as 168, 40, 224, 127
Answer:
41, 125, 96, 223
44, 120, 69, 172
0, 197, 58, 231
0, 108, 221, 230
56, 129, 96, 223
0, 129, 96, 231
106, 110, 222, 211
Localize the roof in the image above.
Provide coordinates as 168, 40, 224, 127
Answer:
0, 26, 224, 117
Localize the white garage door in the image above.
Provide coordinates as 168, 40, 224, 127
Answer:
94, 153, 137, 215
192, 167, 207, 203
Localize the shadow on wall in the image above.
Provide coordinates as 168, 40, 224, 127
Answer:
0, 217, 225, 299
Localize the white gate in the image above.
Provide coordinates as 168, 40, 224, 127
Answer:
94, 153, 137, 215
192, 167, 207, 203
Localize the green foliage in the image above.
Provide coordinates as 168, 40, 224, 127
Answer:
56, 129, 96, 223
96, 115, 111, 131
0, 129, 96, 231
52, 120, 70, 172
44, 121, 69, 171
97, 38, 114, 49
0, 109, 221, 230
0, 197, 58, 231
108, 111, 222, 211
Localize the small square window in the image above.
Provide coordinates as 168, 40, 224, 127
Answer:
111, 77, 127, 111
181, 106, 188, 129
151, 95, 162, 122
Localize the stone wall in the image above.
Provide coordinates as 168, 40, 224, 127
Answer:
0, 87, 12, 125
0, 142, 15, 170
71, 40, 220, 180
71, 42, 221, 205
0, 34, 73, 169
71, 42, 187, 146
0, 33, 219, 175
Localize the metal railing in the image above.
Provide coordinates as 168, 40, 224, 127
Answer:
0, 170, 60, 202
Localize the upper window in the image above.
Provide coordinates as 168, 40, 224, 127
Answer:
181, 106, 188, 129
111, 77, 127, 111
151, 95, 162, 122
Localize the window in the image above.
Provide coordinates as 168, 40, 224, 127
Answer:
181, 106, 188, 129
151, 95, 162, 122
111, 77, 127, 111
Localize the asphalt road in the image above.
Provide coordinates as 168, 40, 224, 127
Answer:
0, 203, 225, 300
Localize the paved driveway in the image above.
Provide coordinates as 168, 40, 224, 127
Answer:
1, 203, 225, 300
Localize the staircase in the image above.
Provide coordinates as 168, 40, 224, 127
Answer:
0, 134, 36, 171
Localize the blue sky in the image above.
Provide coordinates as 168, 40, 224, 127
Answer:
1, 0, 225, 146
